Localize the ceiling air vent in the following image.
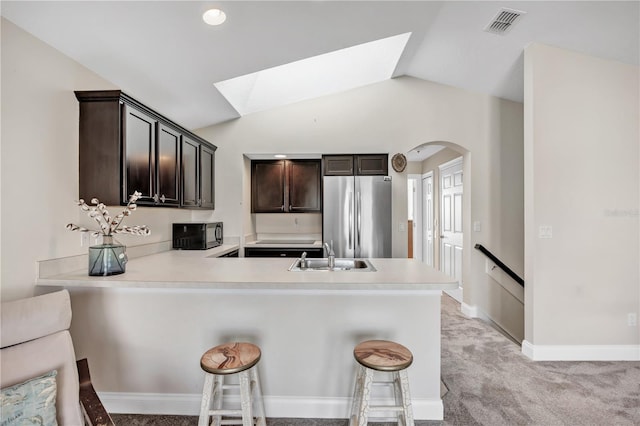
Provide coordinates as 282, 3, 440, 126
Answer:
484, 8, 525, 35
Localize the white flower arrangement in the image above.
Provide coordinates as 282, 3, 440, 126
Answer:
66, 191, 151, 237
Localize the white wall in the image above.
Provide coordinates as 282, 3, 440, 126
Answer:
524, 44, 639, 356
0, 19, 197, 301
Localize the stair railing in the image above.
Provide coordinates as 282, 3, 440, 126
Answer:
474, 244, 524, 287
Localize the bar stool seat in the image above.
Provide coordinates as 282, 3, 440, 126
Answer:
198, 342, 266, 426
349, 340, 415, 426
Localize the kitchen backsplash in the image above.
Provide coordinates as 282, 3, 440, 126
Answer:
254, 213, 321, 234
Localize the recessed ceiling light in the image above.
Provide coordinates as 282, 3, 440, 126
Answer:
274, 154, 287, 159
203, 8, 226, 26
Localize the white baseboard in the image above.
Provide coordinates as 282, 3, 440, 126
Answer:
99, 392, 443, 420
461, 302, 479, 318
522, 340, 640, 361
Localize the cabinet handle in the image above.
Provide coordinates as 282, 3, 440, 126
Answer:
280, 253, 286, 257
153, 193, 159, 203
160, 194, 166, 203
281, 205, 284, 212
289, 205, 292, 211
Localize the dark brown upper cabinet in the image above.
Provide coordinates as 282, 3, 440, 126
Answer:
322, 155, 354, 176
199, 144, 216, 209
75, 90, 216, 208
288, 160, 321, 212
322, 154, 388, 176
156, 124, 181, 206
251, 159, 321, 213
355, 154, 388, 175
181, 136, 200, 208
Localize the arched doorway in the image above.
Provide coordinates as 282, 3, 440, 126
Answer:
406, 141, 469, 303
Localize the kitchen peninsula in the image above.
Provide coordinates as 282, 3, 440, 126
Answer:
37, 251, 457, 420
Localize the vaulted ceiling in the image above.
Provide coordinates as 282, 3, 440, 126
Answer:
2, 1, 638, 131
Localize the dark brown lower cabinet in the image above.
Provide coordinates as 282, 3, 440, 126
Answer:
244, 247, 323, 258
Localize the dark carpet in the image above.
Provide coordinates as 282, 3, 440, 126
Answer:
112, 294, 640, 425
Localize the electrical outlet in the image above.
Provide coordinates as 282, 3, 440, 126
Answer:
80, 233, 90, 247
628, 313, 637, 327
473, 221, 481, 232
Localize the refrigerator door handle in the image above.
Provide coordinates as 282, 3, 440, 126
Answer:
347, 191, 353, 249
356, 192, 361, 255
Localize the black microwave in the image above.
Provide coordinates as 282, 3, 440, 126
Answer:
172, 222, 222, 250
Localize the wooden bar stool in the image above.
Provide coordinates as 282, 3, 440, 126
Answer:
198, 342, 266, 426
349, 340, 414, 426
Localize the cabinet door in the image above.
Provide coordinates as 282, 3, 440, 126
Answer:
356, 154, 388, 175
251, 160, 285, 213
288, 160, 321, 212
181, 137, 200, 207
323, 155, 354, 176
156, 124, 181, 206
124, 105, 157, 204
200, 145, 215, 209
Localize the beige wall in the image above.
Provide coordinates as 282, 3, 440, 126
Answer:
524, 43, 639, 348
196, 74, 525, 327
0, 19, 196, 301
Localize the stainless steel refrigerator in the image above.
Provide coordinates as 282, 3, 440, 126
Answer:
323, 175, 392, 258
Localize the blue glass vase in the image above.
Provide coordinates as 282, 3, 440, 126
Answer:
88, 235, 127, 276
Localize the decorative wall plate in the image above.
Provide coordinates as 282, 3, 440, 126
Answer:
391, 153, 407, 172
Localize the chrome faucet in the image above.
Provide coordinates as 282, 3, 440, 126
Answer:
323, 241, 335, 270
299, 251, 308, 269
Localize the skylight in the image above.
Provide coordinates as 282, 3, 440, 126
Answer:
214, 32, 412, 116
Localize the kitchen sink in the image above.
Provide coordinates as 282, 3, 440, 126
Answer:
288, 257, 376, 272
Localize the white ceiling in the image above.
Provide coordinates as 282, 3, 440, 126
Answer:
2, 1, 638, 138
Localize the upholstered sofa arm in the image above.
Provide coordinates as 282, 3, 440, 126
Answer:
77, 358, 115, 426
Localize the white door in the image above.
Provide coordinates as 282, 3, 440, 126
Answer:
422, 172, 434, 267
440, 157, 463, 287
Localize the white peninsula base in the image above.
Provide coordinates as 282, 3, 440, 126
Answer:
38, 255, 457, 420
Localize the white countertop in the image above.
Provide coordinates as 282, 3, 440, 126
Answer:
37, 249, 458, 292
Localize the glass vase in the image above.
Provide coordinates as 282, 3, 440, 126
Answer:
88, 235, 127, 276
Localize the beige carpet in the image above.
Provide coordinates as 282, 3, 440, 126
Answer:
112, 294, 640, 425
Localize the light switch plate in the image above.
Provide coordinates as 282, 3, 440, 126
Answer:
538, 225, 553, 239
